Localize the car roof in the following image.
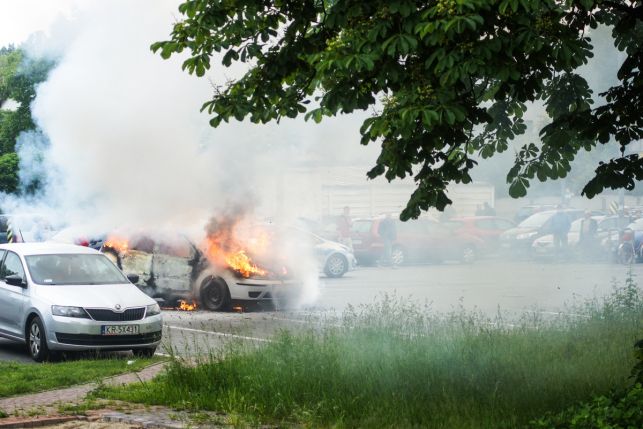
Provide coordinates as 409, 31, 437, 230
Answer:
0, 242, 99, 256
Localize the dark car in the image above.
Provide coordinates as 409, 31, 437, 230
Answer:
443, 216, 516, 253
500, 209, 584, 253
350, 217, 484, 265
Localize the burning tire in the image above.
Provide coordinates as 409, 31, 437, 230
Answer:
198, 275, 231, 311
324, 253, 348, 278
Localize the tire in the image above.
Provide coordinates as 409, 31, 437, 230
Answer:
324, 254, 348, 278
27, 316, 53, 362
461, 245, 476, 264
199, 276, 231, 311
132, 347, 157, 358
391, 246, 405, 266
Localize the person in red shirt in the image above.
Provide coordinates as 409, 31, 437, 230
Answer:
336, 206, 353, 250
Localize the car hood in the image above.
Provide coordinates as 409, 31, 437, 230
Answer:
35, 283, 155, 308
315, 240, 351, 254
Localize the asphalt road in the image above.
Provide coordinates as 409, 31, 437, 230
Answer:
2, 261, 641, 361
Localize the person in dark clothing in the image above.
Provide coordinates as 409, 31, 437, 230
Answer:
578, 211, 598, 260
550, 206, 571, 259
378, 214, 397, 267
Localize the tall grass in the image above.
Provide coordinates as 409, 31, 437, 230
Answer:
97, 277, 643, 428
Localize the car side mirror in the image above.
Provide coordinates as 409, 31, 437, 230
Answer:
5, 274, 25, 287
126, 273, 139, 284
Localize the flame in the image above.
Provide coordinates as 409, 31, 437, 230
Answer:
202, 239, 268, 278
104, 236, 129, 253
201, 218, 272, 278
178, 300, 197, 311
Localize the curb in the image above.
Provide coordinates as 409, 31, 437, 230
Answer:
0, 415, 80, 428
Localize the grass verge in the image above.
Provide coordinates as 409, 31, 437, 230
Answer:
96, 277, 642, 428
0, 357, 160, 398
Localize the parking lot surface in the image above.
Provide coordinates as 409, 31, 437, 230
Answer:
2, 261, 641, 361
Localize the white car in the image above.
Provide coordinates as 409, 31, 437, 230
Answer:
531, 216, 626, 256
0, 243, 162, 361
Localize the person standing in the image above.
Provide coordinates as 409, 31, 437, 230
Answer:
550, 206, 571, 260
336, 206, 353, 250
578, 211, 598, 259
378, 213, 397, 267
481, 202, 496, 216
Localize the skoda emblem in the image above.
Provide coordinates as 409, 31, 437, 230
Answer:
115, 304, 122, 311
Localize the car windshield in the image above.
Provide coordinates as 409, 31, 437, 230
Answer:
25, 254, 128, 285
518, 212, 553, 228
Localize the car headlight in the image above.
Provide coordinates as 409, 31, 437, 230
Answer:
145, 303, 161, 317
516, 232, 537, 240
52, 305, 89, 318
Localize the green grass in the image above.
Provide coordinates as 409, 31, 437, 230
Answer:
96, 277, 643, 428
0, 357, 160, 398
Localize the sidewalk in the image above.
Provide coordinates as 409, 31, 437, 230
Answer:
0, 362, 167, 425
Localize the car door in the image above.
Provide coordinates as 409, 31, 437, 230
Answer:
151, 237, 194, 293
117, 235, 155, 287
0, 250, 28, 338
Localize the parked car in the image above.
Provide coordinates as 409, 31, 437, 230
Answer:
350, 217, 484, 265
531, 216, 627, 258
284, 227, 356, 278
513, 205, 557, 223
500, 209, 584, 254
443, 216, 515, 253
99, 232, 304, 311
0, 243, 162, 361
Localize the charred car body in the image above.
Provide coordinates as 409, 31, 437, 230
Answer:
101, 233, 302, 311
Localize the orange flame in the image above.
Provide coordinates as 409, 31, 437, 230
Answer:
104, 236, 129, 254
201, 219, 271, 278
178, 300, 197, 311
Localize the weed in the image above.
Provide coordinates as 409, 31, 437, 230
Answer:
98, 276, 643, 428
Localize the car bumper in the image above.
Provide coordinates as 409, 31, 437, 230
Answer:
46, 314, 163, 351
230, 278, 302, 302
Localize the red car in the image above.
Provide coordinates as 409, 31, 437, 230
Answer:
444, 216, 516, 253
350, 217, 484, 265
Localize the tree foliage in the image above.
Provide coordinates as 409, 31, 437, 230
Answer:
152, 0, 643, 219
0, 46, 53, 194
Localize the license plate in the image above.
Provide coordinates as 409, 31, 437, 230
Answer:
352, 239, 362, 245
101, 325, 139, 336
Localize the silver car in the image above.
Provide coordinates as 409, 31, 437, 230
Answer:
0, 243, 162, 361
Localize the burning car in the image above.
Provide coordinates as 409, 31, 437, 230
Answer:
98, 230, 304, 311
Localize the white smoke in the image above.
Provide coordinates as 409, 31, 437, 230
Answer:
5, 0, 375, 231
1, 0, 381, 307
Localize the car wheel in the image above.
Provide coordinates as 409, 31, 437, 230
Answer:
462, 245, 476, 264
132, 347, 157, 358
199, 276, 231, 311
27, 316, 52, 362
324, 254, 348, 278
391, 246, 405, 266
